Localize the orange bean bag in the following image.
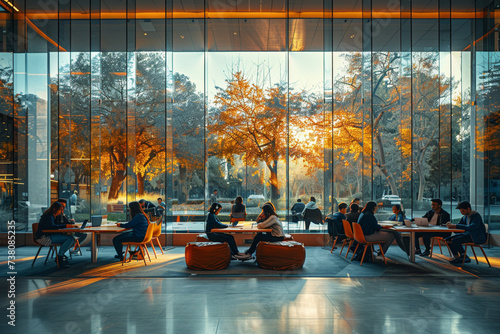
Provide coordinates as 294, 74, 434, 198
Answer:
256, 241, 306, 270
195, 233, 210, 242
185, 242, 231, 270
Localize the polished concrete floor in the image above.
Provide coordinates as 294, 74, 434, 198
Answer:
1, 246, 499, 334
1, 276, 500, 334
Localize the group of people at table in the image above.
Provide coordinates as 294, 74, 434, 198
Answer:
36, 194, 487, 268
328, 198, 488, 264
36, 198, 160, 268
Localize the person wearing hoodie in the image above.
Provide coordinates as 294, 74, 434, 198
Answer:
302, 197, 323, 230
326, 202, 348, 239
445, 201, 487, 264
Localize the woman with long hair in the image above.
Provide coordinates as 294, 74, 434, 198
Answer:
206, 203, 249, 260
230, 196, 247, 226
36, 201, 76, 268
389, 204, 405, 223
245, 202, 285, 256
357, 201, 408, 256
113, 201, 150, 261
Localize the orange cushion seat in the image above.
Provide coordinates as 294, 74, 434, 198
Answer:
185, 242, 231, 270
195, 233, 210, 242
256, 241, 305, 270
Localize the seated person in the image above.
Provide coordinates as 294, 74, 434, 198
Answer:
446, 201, 487, 264
302, 197, 323, 230
36, 201, 76, 269
113, 202, 150, 261
206, 203, 249, 259
230, 196, 247, 226
326, 202, 348, 240
157, 198, 166, 216
139, 199, 156, 216
414, 198, 451, 256
358, 201, 408, 256
345, 203, 361, 224
290, 199, 305, 223
245, 203, 285, 256
57, 198, 91, 249
388, 204, 405, 223
347, 198, 360, 213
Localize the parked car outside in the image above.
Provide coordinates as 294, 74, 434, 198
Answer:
381, 195, 402, 205
247, 194, 265, 207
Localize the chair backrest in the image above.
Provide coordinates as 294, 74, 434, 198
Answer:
342, 220, 353, 239
32, 223, 40, 245
152, 221, 162, 238
352, 222, 368, 244
141, 223, 156, 244
304, 208, 323, 223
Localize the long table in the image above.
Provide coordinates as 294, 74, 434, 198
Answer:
43, 224, 127, 263
211, 227, 272, 233
388, 225, 465, 262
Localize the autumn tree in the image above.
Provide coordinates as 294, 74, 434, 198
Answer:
208, 72, 322, 202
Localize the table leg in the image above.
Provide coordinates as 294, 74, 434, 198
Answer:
409, 231, 415, 263
91, 233, 97, 263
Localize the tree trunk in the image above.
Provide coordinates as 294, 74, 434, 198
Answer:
375, 133, 399, 196
137, 172, 145, 196
108, 170, 126, 200
178, 164, 188, 204
267, 160, 280, 202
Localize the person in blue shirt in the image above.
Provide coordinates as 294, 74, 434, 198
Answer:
445, 201, 488, 264
113, 201, 150, 261
206, 203, 250, 260
388, 204, 405, 223
36, 201, 76, 268
326, 202, 348, 239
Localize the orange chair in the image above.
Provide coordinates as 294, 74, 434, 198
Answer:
122, 223, 155, 266
230, 216, 246, 226
31, 223, 64, 267
429, 236, 453, 257
331, 220, 354, 259
149, 217, 164, 258
461, 226, 491, 267
351, 222, 387, 266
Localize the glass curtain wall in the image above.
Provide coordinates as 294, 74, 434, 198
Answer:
1, 0, 499, 240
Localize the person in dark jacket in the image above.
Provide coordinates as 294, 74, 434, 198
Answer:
347, 198, 360, 213
290, 199, 305, 223
113, 201, 150, 261
206, 203, 249, 259
326, 202, 348, 239
358, 201, 408, 256
415, 198, 451, 257
345, 203, 361, 224
139, 199, 156, 216
230, 196, 247, 226
36, 201, 76, 268
57, 198, 91, 248
445, 201, 487, 264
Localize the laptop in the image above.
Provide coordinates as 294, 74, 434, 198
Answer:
80, 219, 89, 229
414, 217, 429, 226
91, 216, 103, 227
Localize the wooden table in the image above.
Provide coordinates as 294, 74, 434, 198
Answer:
211, 227, 272, 234
43, 225, 127, 263
388, 225, 465, 262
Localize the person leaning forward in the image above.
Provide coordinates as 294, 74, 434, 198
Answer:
445, 201, 487, 265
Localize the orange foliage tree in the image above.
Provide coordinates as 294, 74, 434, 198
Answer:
208, 72, 323, 202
